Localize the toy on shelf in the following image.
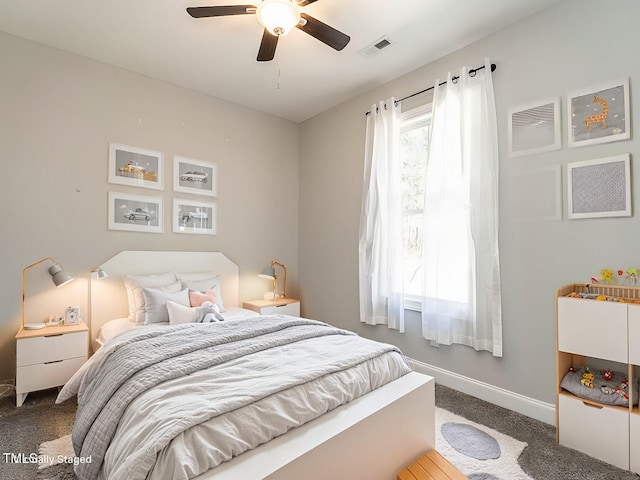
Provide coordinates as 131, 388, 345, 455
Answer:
581, 371, 595, 388
567, 291, 625, 303
600, 269, 614, 284
603, 368, 613, 381
615, 379, 629, 400
592, 268, 639, 286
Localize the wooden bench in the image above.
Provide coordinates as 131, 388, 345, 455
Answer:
397, 450, 467, 480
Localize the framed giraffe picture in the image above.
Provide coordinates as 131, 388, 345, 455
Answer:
567, 77, 630, 148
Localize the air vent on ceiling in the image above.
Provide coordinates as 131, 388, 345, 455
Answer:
358, 36, 394, 58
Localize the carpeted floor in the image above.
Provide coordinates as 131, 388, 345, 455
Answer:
0, 388, 76, 480
436, 384, 639, 480
1, 384, 639, 479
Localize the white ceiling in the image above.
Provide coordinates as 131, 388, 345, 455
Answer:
0, 0, 563, 123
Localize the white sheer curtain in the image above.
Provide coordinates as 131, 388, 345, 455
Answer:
358, 98, 405, 332
421, 58, 502, 356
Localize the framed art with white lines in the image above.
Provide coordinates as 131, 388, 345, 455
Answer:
508, 97, 561, 157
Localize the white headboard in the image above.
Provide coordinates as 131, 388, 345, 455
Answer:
90, 251, 240, 345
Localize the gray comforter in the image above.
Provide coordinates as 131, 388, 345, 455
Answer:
59, 315, 410, 480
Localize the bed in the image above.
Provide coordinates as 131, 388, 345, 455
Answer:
64, 251, 434, 479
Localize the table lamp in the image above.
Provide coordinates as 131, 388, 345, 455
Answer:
258, 259, 287, 299
22, 257, 74, 329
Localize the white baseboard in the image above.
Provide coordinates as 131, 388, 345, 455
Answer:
407, 358, 556, 425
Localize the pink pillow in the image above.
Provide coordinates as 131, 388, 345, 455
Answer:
189, 288, 218, 307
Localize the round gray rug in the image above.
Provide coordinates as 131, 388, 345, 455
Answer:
441, 421, 501, 460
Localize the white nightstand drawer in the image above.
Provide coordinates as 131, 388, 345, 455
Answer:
558, 394, 629, 470
17, 331, 87, 367
557, 297, 627, 362
15, 356, 86, 394
260, 302, 300, 316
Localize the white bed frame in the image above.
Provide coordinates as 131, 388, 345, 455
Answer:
91, 251, 435, 479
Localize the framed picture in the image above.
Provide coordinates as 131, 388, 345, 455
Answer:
108, 191, 163, 233
510, 165, 562, 222
173, 198, 217, 235
568, 77, 630, 148
173, 156, 217, 197
567, 154, 631, 219
508, 97, 561, 157
108, 143, 164, 190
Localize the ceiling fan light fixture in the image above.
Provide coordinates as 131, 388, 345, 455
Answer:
256, 0, 301, 36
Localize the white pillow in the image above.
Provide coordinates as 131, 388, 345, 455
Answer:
142, 288, 190, 325
123, 272, 180, 324
95, 318, 137, 349
176, 272, 225, 312
166, 301, 224, 325
166, 301, 200, 325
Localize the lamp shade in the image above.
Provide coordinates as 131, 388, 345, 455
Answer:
48, 263, 74, 287
94, 268, 108, 280
256, 0, 300, 36
258, 266, 276, 280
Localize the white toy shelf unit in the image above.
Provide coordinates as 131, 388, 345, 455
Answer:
556, 283, 640, 474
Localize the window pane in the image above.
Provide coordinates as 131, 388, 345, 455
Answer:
400, 118, 429, 298
403, 212, 422, 296
400, 126, 428, 212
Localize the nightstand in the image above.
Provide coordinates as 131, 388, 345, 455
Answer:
243, 298, 300, 317
15, 321, 88, 407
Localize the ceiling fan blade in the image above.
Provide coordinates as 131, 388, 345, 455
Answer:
257, 29, 279, 62
296, 0, 320, 5
186, 5, 256, 18
296, 13, 350, 51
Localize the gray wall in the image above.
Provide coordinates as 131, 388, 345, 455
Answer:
299, 0, 640, 404
0, 32, 300, 381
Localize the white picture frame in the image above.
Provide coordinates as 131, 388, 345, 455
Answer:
510, 165, 562, 222
108, 191, 163, 233
567, 77, 630, 148
508, 97, 561, 157
173, 156, 217, 197
567, 154, 631, 219
173, 198, 217, 235
108, 143, 164, 190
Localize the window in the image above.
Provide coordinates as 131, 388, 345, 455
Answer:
360, 66, 502, 354
400, 105, 431, 302
400, 104, 471, 309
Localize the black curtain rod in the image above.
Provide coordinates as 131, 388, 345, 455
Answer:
365, 62, 497, 116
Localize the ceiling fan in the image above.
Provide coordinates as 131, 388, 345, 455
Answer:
187, 0, 351, 62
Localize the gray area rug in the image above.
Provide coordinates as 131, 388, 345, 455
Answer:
435, 384, 639, 480
2, 385, 639, 479
437, 406, 532, 479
